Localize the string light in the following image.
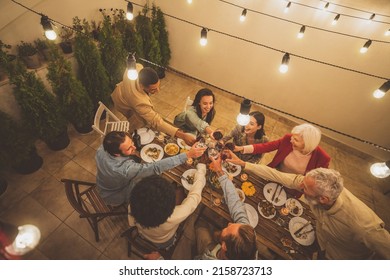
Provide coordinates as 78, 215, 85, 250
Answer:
373, 80, 390, 99
40, 15, 57, 40
217, 0, 390, 46
237, 99, 251, 125
370, 161, 390, 178
200, 27, 208, 46
126, 2, 134, 21
323, 2, 330, 11
126, 53, 138, 80
240, 9, 247, 22
279, 53, 290, 73
297, 25, 305, 39
284, 2, 291, 14
385, 29, 390, 36
187, 0, 193, 4
368, 13, 375, 23
360, 40, 372, 54
332, 14, 340, 26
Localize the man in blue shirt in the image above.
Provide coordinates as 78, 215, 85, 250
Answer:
95, 131, 205, 206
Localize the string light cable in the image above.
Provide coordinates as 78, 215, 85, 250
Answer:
139, 57, 390, 153
129, 1, 389, 81
280, 0, 390, 24
216, 0, 390, 45
11, 0, 92, 39
318, 0, 390, 19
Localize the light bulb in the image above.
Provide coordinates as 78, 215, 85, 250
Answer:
279, 64, 288, 73
373, 89, 385, 99
5, 224, 41, 256
370, 162, 390, 178
279, 53, 290, 73
373, 80, 390, 98
297, 26, 305, 39
360, 40, 372, 54
240, 9, 247, 22
284, 2, 291, 13
187, 0, 192, 4
126, 2, 134, 21
200, 28, 207, 46
127, 69, 138, 80
385, 29, 390, 36
332, 14, 340, 25
45, 30, 57, 40
236, 113, 250, 126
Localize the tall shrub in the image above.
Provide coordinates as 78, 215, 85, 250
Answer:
98, 12, 127, 90
73, 17, 111, 109
46, 44, 94, 132
151, 5, 171, 68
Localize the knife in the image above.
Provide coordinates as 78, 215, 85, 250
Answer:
274, 185, 283, 202
296, 228, 315, 238
167, 170, 189, 182
293, 221, 311, 237
271, 185, 280, 202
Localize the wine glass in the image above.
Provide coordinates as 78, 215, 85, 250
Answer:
207, 147, 220, 160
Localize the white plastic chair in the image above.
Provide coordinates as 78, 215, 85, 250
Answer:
92, 101, 130, 137
183, 96, 193, 112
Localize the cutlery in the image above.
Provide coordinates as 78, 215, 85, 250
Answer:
296, 228, 315, 238
167, 170, 189, 182
271, 185, 280, 202
293, 221, 311, 237
274, 185, 283, 202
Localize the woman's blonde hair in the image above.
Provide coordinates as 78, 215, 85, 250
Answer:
291, 123, 321, 154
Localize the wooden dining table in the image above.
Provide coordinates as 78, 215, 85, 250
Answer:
142, 134, 320, 260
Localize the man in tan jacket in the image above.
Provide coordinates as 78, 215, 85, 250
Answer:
111, 64, 195, 145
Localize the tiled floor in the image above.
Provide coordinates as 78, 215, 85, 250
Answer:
1, 70, 389, 260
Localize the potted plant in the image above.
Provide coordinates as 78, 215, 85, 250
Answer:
59, 27, 74, 54
0, 110, 43, 175
151, 5, 171, 79
97, 11, 127, 90
112, 9, 144, 58
34, 38, 51, 61
135, 5, 162, 74
47, 44, 94, 134
7, 59, 70, 151
90, 20, 101, 40
0, 40, 12, 81
17, 41, 41, 69
73, 17, 111, 110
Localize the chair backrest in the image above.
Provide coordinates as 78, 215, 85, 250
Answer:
61, 178, 127, 242
92, 101, 129, 136
183, 96, 193, 112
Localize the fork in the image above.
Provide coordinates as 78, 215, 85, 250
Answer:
296, 228, 315, 238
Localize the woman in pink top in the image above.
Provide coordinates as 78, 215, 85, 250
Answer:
236, 123, 330, 198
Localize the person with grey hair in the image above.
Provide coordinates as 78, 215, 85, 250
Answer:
235, 123, 330, 198
227, 151, 390, 260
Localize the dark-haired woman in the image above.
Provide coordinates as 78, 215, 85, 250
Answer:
174, 88, 216, 137
223, 111, 268, 163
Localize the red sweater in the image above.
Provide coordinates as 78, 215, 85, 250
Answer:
252, 134, 331, 197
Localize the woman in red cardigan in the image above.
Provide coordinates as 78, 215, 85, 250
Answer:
236, 123, 330, 198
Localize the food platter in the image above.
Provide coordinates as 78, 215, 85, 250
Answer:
137, 127, 155, 145
289, 217, 315, 246
263, 182, 287, 206
244, 203, 259, 228
222, 162, 241, 177
164, 143, 179, 156
285, 198, 303, 217
140, 143, 164, 163
257, 200, 276, 219
181, 169, 197, 191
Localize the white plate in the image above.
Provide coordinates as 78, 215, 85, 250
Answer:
222, 162, 242, 177
181, 169, 197, 191
257, 200, 276, 219
177, 138, 191, 150
244, 203, 259, 228
236, 188, 245, 202
285, 198, 303, 217
289, 217, 315, 246
140, 143, 163, 163
137, 127, 156, 145
263, 182, 287, 206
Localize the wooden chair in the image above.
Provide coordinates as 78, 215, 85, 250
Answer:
92, 101, 129, 136
61, 178, 127, 242
121, 222, 185, 260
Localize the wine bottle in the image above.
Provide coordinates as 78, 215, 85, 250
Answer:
133, 129, 142, 150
